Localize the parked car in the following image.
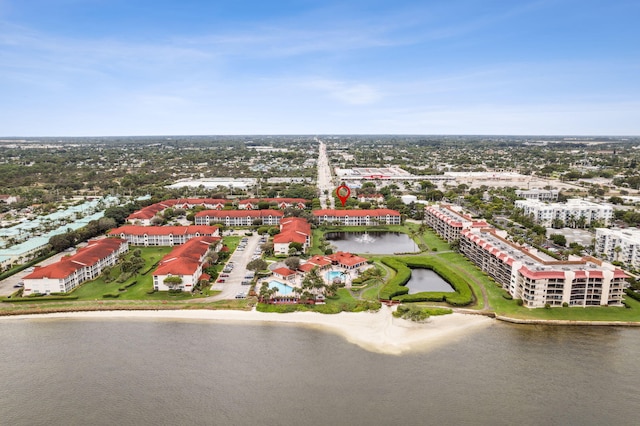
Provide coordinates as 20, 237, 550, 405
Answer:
220, 273, 229, 277
217, 278, 225, 283
235, 292, 246, 299
241, 280, 251, 285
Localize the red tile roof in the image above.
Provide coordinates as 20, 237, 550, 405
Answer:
153, 236, 218, 276
273, 267, 297, 277
306, 255, 331, 267
273, 217, 311, 244
25, 238, 126, 280
238, 198, 308, 205
326, 251, 367, 267
195, 209, 284, 218
109, 225, 219, 236
312, 208, 400, 217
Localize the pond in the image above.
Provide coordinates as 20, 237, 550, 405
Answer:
405, 268, 455, 293
324, 231, 417, 254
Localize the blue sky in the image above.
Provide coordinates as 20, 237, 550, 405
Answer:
1, 0, 639, 136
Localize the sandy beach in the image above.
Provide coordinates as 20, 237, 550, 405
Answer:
3, 306, 494, 355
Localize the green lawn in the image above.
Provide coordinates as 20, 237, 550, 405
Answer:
68, 246, 217, 301
256, 288, 381, 314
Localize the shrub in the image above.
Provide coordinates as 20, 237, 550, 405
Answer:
379, 256, 474, 306
502, 293, 513, 300
102, 293, 120, 298
516, 299, 524, 306
562, 302, 569, 307
624, 288, 640, 302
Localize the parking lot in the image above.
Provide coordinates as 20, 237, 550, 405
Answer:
210, 233, 264, 301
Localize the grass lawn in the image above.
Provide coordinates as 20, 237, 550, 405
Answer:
67, 246, 218, 301
419, 229, 452, 252
256, 288, 381, 314
223, 235, 241, 252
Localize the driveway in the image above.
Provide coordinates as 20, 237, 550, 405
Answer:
209, 233, 263, 301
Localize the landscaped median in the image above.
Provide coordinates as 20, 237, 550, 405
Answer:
379, 256, 475, 307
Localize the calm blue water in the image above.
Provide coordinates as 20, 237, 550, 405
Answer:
326, 270, 344, 282
268, 280, 294, 295
405, 268, 455, 293
2, 317, 640, 425
325, 231, 417, 254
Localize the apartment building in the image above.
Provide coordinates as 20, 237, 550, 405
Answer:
194, 209, 284, 226
237, 198, 308, 210
273, 217, 311, 255
152, 236, 220, 292
595, 228, 640, 271
108, 225, 219, 246
515, 189, 559, 201
312, 209, 401, 226
23, 238, 128, 295
460, 228, 628, 308
423, 204, 488, 243
514, 199, 613, 227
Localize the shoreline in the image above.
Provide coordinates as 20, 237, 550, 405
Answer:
0, 305, 494, 355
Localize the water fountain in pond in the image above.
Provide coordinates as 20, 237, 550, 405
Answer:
354, 233, 376, 244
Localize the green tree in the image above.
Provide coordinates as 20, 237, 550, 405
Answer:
550, 234, 566, 247
247, 258, 268, 271
284, 256, 300, 270
163, 276, 183, 290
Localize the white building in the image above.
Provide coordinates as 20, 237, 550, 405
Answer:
595, 228, 640, 271
152, 236, 220, 292
194, 210, 284, 227
514, 199, 613, 228
424, 204, 489, 243
109, 225, 220, 246
515, 189, 559, 201
460, 228, 628, 308
23, 238, 128, 295
312, 209, 401, 226
273, 217, 311, 256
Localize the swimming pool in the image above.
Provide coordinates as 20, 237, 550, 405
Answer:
325, 270, 344, 282
268, 280, 295, 295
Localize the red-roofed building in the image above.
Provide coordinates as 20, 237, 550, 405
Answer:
312, 209, 401, 226
238, 198, 308, 210
194, 209, 284, 226
273, 217, 311, 255
460, 227, 629, 308
108, 225, 219, 246
272, 267, 297, 281
326, 251, 368, 269
23, 238, 128, 295
126, 198, 231, 225
173, 198, 228, 210
152, 236, 221, 292
424, 203, 489, 243
304, 255, 332, 270
126, 202, 172, 226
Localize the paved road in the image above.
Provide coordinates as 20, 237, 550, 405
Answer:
209, 233, 263, 301
316, 138, 335, 209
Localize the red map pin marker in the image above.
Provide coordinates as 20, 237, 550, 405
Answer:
336, 183, 351, 207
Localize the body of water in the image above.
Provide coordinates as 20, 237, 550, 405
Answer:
268, 280, 294, 295
326, 270, 344, 282
325, 231, 417, 254
1, 318, 640, 425
405, 268, 455, 293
